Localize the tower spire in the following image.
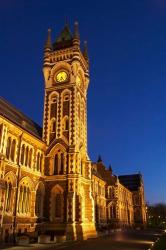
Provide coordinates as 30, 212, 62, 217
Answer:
109, 164, 113, 174
97, 155, 102, 163
44, 28, 52, 50
73, 21, 80, 46
65, 16, 69, 26
83, 41, 89, 62
43, 28, 52, 83
73, 21, 80, 40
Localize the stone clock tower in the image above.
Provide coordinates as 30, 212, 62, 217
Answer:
42, 22, 97, 240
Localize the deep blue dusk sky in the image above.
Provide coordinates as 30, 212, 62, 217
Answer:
0, 0, 166, 204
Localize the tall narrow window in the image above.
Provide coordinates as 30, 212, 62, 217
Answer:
35, 192, 41, 216
60, 153, 64, 174
54, 154, 58, 175
64, 117, 69, 130
37, 152, 40, 171
6, 137, 11, 159
11, 139, 16, 162
49, 119, 56, 144
49, 94, 58, 141
35, 184, 44, 218
55, 194, 62, 218
25, 146, 29, 166
5, 182, 12, 212
22, 186, 27, 213
18, 186, 31, 214
39, 154, 43, 172
28, 148, 33, 168
25, 187, 30, 213
21, 144, 25, 165
66, 154, 69, 174
18, 186, 23, 213
62, 94, 70, 118
51, 119, 56, 133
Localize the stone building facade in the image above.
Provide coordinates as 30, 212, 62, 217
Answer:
0, 22, 146, 242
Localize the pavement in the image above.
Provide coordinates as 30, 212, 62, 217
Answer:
0, 230, 163, 250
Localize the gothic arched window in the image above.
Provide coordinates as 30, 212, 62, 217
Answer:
37, 152, 40, 171
49, 93, 58, 121
25, 146, 29, 166
18, 186, 31, 214
5, 182, 12, 212
54, 154, 58, 175
18, 186, 23, 213
28, 148, 33, 168
39, 154, 43, 172
50, 94, 58, 103
11, 139, 16, 162
63, 94, 69, 102
20, 144, 25, 165
62, 116, 69, 131
62, 93, 70, 118
55, 193, 62, 218
35, 183, 45, 217
50, 185, 64, 222
64, 117, 69, 130
51, 119, 56, 133
60, 153, 64, 174
25, 187, 30, 213
6, 137, 11, 159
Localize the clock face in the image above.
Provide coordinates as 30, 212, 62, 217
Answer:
56, 71, 68, 83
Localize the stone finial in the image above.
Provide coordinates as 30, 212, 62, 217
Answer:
97, 155, 102, 163
73, 21, 80, 40
44, 28, 52, 50
109, 164, 113, 173
83, 41, 89, 61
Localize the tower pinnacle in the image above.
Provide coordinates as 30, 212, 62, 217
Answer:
44, 28, 52, 50
83, 41, 89, 62
73, 21, 80, 40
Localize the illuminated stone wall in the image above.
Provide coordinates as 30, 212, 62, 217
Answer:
0, 117, 45, 242
42, 23, 97, 240
0, 22, 146, 242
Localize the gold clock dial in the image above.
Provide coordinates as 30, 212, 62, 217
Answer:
56, 71, 68, 83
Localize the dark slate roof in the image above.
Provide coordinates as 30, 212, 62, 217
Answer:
92, 161, 116, 185
92, 168, 103, 180
118, 174, 142, 191
53, 24, 73, 50
0, 97, 42, 139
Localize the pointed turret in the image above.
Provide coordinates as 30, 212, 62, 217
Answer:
109, 164, 113, 172
73, 21, 80, 45
108, 164, 113, 175
53, 23, 73, 50
97, 155, 102, 163
43, 29, 52, 83
44, 28, 52, 50
83, 41, 89, 62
